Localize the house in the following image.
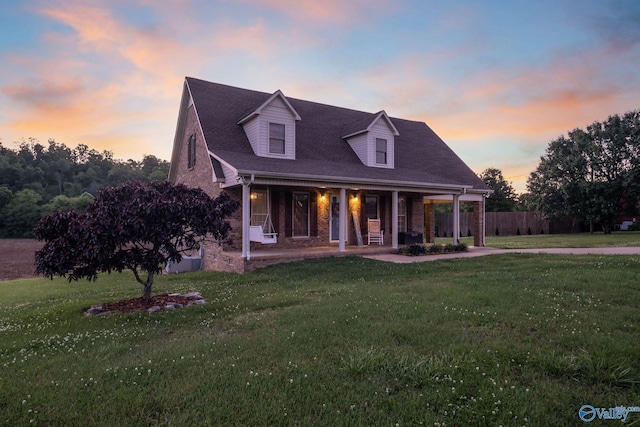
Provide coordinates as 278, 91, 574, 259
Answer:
169, 77, 491, 272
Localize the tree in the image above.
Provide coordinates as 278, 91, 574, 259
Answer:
478, 167, 518, 212
526, 110, 640, 233
34, 181, 240, 301
0, 189, 42, 238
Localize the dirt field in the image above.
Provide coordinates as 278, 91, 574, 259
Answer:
0, 239, 43, 281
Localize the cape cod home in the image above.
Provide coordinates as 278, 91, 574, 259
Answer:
169, 77, 491, 273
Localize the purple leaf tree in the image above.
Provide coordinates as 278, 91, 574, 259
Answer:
34, 181, 239, 301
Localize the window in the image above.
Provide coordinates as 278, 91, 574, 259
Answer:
187, 133, 196, 168
292, 192, 309, 237
269, 123, 286, 154
250, 190, 268, 226
375, 138, 387, 164
364, 195, 378, 220
398, 197, 407, 233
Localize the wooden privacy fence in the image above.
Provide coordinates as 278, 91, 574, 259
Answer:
438, 212, 550, 237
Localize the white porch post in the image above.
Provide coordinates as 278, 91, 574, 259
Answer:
339, 188, 346, 252
242, 183, 251, 260
392, 191, 399, 249
452, 194, 460, 244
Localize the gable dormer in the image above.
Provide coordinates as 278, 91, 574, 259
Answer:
238, 90, 301, 160
342, 110, 399, 169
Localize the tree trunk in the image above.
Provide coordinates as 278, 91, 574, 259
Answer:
142, 271, 154, 302
602, 223, 612, 234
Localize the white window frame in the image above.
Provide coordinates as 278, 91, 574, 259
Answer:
269, 122, 286, 155
375, 138, 387, 165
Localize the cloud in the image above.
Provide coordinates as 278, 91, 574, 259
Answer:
2, 79, 85, 109
236, 0, 392, 25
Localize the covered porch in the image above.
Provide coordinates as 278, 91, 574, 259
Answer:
236, 179, 487, 261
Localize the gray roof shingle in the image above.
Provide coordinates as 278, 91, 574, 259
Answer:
186, 77, 489, 192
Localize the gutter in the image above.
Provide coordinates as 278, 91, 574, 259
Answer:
233, 169, 477, 193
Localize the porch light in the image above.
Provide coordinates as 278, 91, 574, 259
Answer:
250, 193, 257, 200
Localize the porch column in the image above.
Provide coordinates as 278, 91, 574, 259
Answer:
473, 198, 486, 247
242, 183, 251, 260
452, 194, 460, 244
392, 190, 398, 249
339, 188, 346, 252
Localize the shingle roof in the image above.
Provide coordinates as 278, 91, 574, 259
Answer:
185, 77, 489, 192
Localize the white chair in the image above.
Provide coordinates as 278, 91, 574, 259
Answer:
367, 219, 384, 245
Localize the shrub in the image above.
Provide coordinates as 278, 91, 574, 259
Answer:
427, 244, 443, 254
407, 243, 427, 256
495, 228, 500, 236
516, 227, 521, 235
628, 223, 640, 231
527, 227, 532, 235
444, 243, 456, 253
454, 242, 468, 252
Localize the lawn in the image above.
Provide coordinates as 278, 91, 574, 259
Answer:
438, 231, 640, 249
1, 254, 640, 426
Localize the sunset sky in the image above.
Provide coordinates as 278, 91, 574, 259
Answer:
1, 1, 638, 193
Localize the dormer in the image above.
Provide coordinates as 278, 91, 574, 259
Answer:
238, 90, 301, 160
342, 110, 399, 169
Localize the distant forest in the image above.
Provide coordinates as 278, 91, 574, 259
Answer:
0, 139, 170, 238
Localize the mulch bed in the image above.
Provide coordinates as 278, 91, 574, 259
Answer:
101, 293, 192, 313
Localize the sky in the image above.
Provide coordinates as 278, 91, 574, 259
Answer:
0, 1, 639, 193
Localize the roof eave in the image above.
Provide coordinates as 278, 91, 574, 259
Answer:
231, 169, 480, 193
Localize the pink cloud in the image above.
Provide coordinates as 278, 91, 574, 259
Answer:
236, 0, 392, 25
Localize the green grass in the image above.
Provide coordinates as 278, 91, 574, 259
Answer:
2, 254, 640, 426
438, 231, 640, 249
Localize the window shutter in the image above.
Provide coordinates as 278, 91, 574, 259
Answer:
407, 197, 413, 231
310, 193, 318, 237
284, 192, 292, 237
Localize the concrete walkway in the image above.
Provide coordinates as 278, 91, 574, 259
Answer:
362, 246, 640, 264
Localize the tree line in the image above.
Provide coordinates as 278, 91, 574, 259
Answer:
526, 110, 640, 233
0, 139, 169, 238
456, 110, 639, 235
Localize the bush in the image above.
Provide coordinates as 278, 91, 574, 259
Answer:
527, 227, 532, 235
628, 223, 640, 231
399, 243, 467, 256
427, 244, 443, 254
454, 242, 468, 252
407, 243, 427, 256
516, 227, 521, 235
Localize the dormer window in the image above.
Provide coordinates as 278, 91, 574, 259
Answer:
238, 89, 301, 160
375, 138, 387, 165
343, 110, 398, 169
269, 123, 286, 155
